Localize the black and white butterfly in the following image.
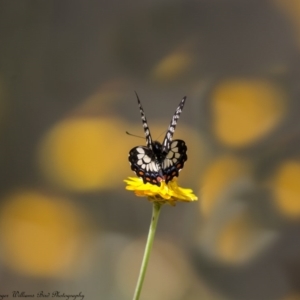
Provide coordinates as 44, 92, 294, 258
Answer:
128, 93, 187, 186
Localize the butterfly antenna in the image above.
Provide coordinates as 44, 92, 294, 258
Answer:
162, 96, 187, 153
126, 131, 144, 139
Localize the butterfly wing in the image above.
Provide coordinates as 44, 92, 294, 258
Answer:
128, 146, 163, 186
162, 97, 187, 154
162, 140, 187, 183
129, 94, 188, 186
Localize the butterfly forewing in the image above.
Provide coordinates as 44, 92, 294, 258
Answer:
162, 97, 187, 154
135, 92, 153, 150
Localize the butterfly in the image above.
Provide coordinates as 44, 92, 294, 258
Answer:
128, 93, 187, 186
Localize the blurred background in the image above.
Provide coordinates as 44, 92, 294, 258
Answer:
1, 1, 300, 299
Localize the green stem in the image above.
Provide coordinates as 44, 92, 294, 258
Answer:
132, 202, 162, 300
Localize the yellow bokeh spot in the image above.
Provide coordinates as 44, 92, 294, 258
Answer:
151, 51, 193, 82
216, 212, 257, 264
200, 156, 247, 218
272, 160, 300, 219
275, 0, 300, 49
211, 79, 286, 147
39, 117, 129, 191
0, 190, 85, 277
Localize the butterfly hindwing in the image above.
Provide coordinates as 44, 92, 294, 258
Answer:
129, 146, 163, 186
162, 140, 187, 183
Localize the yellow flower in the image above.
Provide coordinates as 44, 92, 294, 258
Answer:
124, 177, 198, 206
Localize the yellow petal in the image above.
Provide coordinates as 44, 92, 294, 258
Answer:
124, 177, 197, 205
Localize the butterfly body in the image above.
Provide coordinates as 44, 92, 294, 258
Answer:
128, 94, 187, 186
152, 141, 164, 162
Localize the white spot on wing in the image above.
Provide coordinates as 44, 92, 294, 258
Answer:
137, 160, 143, 165
164, 160, 167, 168
151, 162, 156, 171
164, 159, 173, 168
137, 148, 145, 154
143, 156, 151, 163
137, 153, 144, 159
166, 151, 173, 159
